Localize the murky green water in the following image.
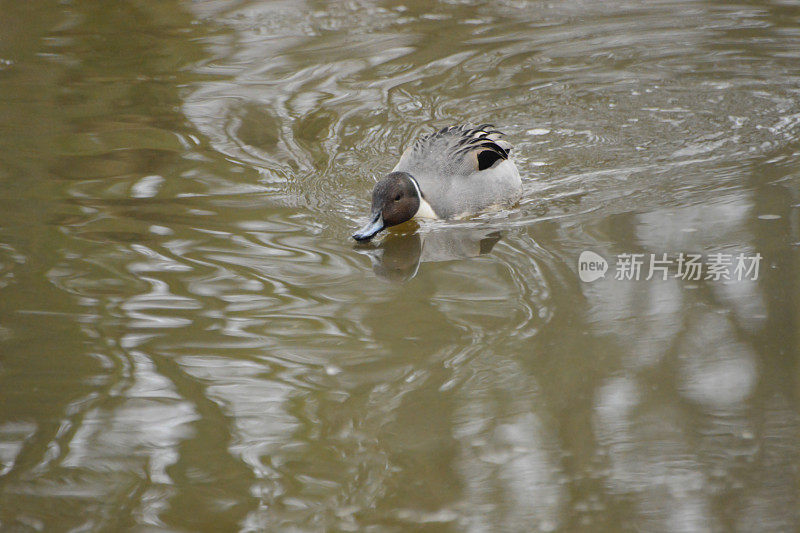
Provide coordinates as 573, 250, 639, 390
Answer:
1, 0, 799, 531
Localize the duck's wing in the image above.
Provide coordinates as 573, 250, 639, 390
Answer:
448, 124, 513, 171
394, 124, 513, 177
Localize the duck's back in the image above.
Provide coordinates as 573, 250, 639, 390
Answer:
393, 125, 522, 219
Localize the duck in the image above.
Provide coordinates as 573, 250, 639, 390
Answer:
352, 124, 522, 241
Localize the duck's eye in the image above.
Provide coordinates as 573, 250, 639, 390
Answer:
394, 195, 402, 202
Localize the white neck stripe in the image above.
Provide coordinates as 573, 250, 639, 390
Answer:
415, 196, 438, 219
407, 174, 423, 200
404, 174, 438, 219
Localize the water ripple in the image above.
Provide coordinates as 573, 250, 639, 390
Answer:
2, 0, 799, 530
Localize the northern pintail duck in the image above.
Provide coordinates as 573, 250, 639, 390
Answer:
352, 124, 522, 241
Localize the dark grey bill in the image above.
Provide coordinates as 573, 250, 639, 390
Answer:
352, 212, 385, 241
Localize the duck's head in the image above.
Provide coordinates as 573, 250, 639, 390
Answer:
352, 171, 421, 242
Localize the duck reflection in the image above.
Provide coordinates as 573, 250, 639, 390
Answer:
356, 226, 504, 281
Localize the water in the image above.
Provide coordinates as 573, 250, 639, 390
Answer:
1, 0, 799, 531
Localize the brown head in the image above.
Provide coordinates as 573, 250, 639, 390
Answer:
352, 172, 422, 241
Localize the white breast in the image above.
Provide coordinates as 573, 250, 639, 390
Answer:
415, 197, 439, 219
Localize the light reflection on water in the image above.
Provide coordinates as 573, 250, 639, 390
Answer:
0, 0, 799, 531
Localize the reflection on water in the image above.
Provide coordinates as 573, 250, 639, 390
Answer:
1, 0, 799, 531
356, 225, 504, 281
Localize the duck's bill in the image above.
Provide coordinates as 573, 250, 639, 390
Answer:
352, 213, 384, 241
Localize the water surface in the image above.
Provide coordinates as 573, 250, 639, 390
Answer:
1, 0, 799, 531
